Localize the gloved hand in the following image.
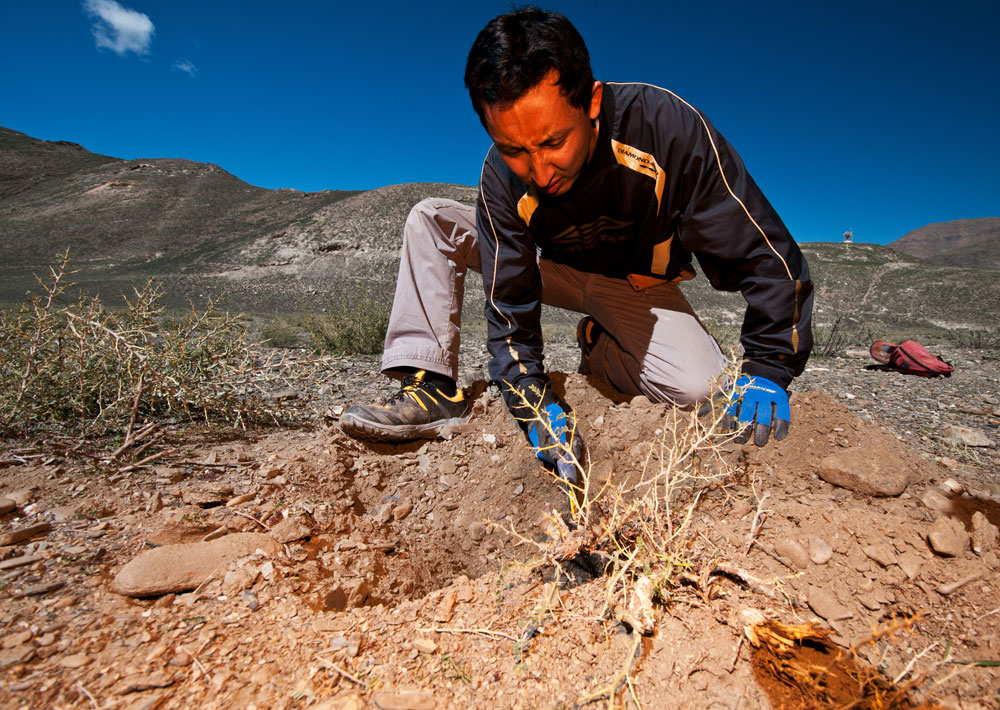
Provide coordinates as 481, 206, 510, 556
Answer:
725, 375, 790, 446
526, 396, 585, 484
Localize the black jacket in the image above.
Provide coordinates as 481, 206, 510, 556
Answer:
476, 81, 813, 406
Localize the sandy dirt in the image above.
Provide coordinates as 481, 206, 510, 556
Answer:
1, 366, 999, 709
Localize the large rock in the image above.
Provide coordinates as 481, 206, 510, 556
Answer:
817, 449, 909, 497
941, 425, 994, 448
927, 516, 969, 557
113, 533, 280, 597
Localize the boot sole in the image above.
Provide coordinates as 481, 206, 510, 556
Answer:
339, 414, 471, 443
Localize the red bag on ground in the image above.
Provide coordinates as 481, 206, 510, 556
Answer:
869, 340, 954, 377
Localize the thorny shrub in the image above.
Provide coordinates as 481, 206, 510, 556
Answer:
949, 327, 999, 351
813, 316, 876, 357
0, 253, 285, 438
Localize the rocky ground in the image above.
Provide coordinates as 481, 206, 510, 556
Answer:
1, 340, 998, 710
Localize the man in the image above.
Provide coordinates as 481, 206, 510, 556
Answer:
341, 7, 813, 476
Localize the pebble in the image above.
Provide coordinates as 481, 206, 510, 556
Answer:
807, 586, 854, 621
59, 653, 92, 668
774, 539, 810, 569
817, 450, 908, 497
222, 568, 257, 597
372, 690, 437, 710
940, 478, 964, 494
392, 502, 413, 521
0, 645, 34, 667
5, 489, 33, 506
146, 491, 164, 513
112, 533, 280, 597
0, 555, 43, 571
0, 498, 15, 516
898, 551, 923, 579
270, 517, 311, 543
347, 636, 361, 658
412, 638, 437, 654
862, 544, 897, 568
920, 488, 954, 514
241, 590, 259, 611
115, 671, 174, 695
181, 485, 233, 507
808, 535, 833, 565
0, 523, 51, 546
927, 517, 969, 557
971, 512, 998, 554
19, 581, 63, 597
3, 630, 31, 649
468, 521, 486, 542
512, 483, 524, 497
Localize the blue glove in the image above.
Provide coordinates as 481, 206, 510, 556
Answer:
526, 399, 584, 485
726, 375, 790, 446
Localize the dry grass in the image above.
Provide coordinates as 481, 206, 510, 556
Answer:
0, 252, 287, 439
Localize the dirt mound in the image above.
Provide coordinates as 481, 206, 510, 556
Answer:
1, 375, 999, 708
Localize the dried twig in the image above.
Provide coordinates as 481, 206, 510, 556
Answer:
315, 655, 368, 688
572, 632, 642, 708
745, 491, 769, 556
424, 626, 518, 642
119, 448, 176, 473
231, 509, 271, 531
76, 682, 98, 710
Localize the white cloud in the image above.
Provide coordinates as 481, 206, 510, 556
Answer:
83, 0, 154, 56
172, 60, 197, 76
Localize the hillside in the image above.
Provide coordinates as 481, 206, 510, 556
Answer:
683, 240, 1000, 337
0, 128, 478, 312
2, 127, 998, 336
888, 217, 1000, 270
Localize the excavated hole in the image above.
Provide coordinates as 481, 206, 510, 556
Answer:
288, 388, 577, 612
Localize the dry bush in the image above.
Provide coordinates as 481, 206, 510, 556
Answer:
305, 288, 391, 355
950, 327, 999, 351
502, 358, 742, 625
0, 252, 285, 438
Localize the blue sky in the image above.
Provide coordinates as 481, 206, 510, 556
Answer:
1, 1, 997, 244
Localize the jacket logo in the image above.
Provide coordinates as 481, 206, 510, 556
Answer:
611, 139, 665, 215
547, 216, 634, 253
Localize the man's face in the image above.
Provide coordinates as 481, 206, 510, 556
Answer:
483, 71, 603, 197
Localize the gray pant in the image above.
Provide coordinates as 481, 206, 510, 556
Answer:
381, 198, 727, 406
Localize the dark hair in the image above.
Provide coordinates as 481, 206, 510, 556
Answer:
464, 7, 594, 126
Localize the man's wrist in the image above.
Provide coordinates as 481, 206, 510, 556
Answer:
741, 361, 792, 391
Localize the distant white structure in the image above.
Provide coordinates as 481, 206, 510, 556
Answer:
843, 229, 853, 243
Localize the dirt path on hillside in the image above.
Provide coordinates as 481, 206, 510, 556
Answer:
2, 358, 999, 709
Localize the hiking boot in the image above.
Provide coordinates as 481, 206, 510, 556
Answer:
340, 370, 470, 442
576, 316, 605, 375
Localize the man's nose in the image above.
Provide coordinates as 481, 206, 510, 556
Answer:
529, 152, 554, 185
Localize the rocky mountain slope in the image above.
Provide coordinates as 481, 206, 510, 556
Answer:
888, 217, 1000, 270
2, 127, 998, 338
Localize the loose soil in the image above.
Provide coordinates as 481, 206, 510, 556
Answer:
1, 345, 999, 709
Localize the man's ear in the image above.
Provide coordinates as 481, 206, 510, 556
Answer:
589, 81, 603, 121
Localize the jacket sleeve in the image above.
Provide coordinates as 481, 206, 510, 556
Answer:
476, 154, 551, 412
669, 107, 813, 390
